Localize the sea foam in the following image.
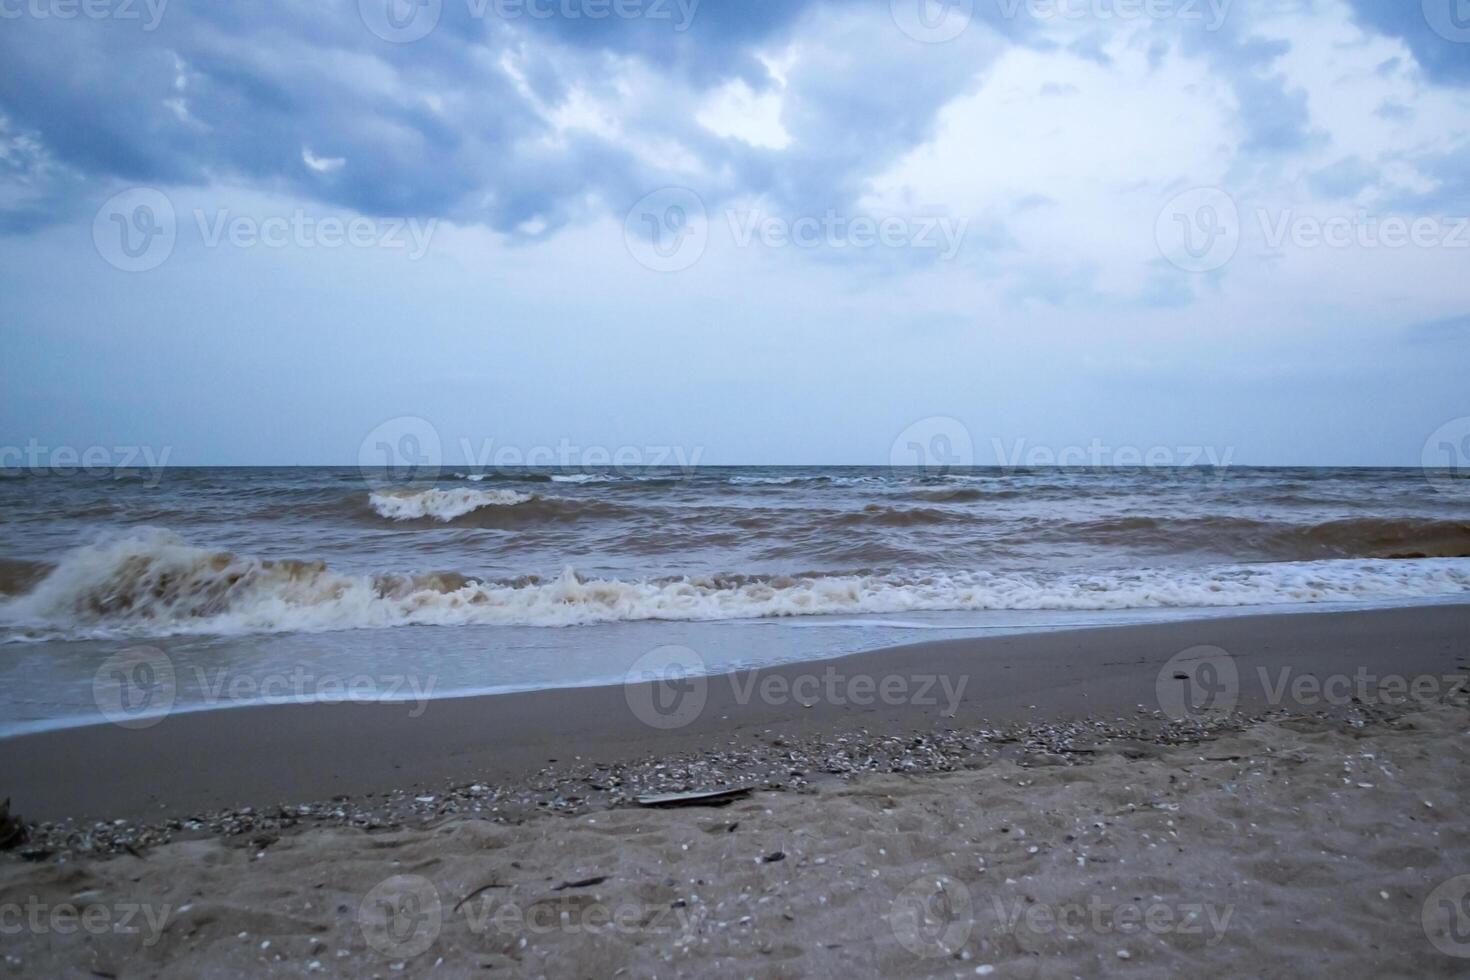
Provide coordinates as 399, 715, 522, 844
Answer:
3, 529, 1469, 641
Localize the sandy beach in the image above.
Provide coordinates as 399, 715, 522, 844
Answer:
2, 604, 1468, 976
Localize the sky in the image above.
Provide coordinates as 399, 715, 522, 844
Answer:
1, 0, 1468, 467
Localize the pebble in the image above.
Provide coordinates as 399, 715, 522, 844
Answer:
12, 702, 1397, 859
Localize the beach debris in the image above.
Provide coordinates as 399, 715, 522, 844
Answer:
453, 881, 509, 912
552, 875, 610, 891
762, 850, 786, 863
636, 787, 752, 809
0, 799, 27, 850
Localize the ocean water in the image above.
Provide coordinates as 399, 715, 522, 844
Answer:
1, 465, 1468, 731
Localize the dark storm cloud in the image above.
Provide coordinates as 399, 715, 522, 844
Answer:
0, 0, 1023, 236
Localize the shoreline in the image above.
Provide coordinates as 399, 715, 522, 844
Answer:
2, 603, 1467, 826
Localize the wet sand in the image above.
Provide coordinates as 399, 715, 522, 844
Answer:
2, 604, 1467, 823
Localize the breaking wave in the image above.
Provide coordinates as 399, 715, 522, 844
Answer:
2, 529, 1469, 641
369, 488, 535, 522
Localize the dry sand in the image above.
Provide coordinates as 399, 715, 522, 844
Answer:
2, 605, 1469, 977
2, 700, 1468, 977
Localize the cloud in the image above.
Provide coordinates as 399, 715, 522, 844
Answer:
1308, 155, 1379, 199
0, 0, 1023, 239
1342, 1, 1470, 86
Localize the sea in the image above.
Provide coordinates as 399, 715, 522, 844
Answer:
1, 465, 1467, 732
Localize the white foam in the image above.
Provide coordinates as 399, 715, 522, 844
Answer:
728, 475, 804, 485
3, 530, 1469, 641
369, 487, 533, 521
